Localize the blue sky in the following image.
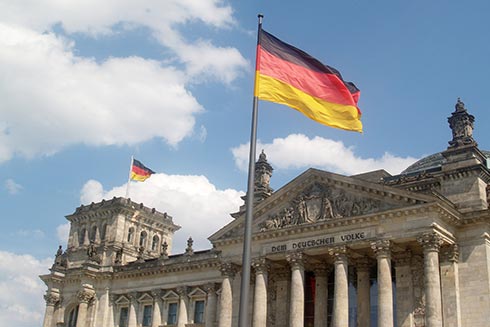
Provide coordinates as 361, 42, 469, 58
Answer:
1, 1, 490, 326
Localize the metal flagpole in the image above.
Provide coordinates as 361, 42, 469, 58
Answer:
125, 155, 134, 199
238, 13, 263, 327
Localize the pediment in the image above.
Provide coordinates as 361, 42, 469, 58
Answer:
138, 293, 153, 303
188, 287, 206, 298
162, 290, 179, 300
115, 295, 129, 304
209, 168, 435, 242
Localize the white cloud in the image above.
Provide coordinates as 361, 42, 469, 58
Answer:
0, 0, 247, 83
0, 0, 248, 163
0, 23, 203, 162
4, 178, 22, 194
231, 134, 419, 176
80, 174, 244, 253
0, 251, 52, 327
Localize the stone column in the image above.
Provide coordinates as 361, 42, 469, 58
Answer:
394, 251, 414, 327
286, 251, 305, 327
218, 263, 236, 327
329, 246, 349, 327
205, 283, 218, 327
440, 244, 462, 327
107, 294, 116, 327
127, 292, 138, 327
372, 240, 394, 327
252, 257, 269, 327
418, 233, 443, 327
43, 290, 60, 327
356, 258, 371, 327
151, 290, 163, 327
314, 263, 329, 327
76, 287, 95, 327
177, 287, 189, 327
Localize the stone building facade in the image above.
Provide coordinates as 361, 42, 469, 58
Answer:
41, 99, 490, 327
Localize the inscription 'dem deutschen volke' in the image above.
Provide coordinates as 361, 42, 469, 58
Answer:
265, 229, 374, 254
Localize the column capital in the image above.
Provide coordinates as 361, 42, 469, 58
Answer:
440, 243, 459, 263
371, 239, 391, 258
286, 251, 305, 271
252, 257, 270, 275
151, 290, 163, 299
127, 291, 138, 302
77, 289, 95, 304
204, 282, 217, 295
109, 293, 118, 304
44, 291, 60, 306
176, 286, 189, 298
220, 262, 238, 278
417, 232, 443, 253
329, 245, 348, 263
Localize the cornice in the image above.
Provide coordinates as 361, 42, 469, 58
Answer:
212, 202, 462, 247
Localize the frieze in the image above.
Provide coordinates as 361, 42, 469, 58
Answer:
259, 182, 381, 231
263, 228, 374, 254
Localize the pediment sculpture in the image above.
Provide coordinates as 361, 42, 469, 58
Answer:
260, 182, 380, 231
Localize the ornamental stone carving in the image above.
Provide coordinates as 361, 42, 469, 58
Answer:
44, 291, 60, 306
448, 98, 476, 148
371, 239, 391, 258
260, 182, 381, 231
252, 257, 270, 274
440, 244, 459, 263
77, 289, 95, 304
220, 262, 238, 278
417, 232, 443, 252
286, 251, 305, 270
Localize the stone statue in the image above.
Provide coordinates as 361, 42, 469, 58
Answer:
114, 248, 123, 265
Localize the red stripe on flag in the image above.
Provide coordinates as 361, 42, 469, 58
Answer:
258, 46, 357, 107
132, 165, 152, 177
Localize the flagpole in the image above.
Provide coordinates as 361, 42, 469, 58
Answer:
238, 13, 263, 327
125, 155, 134, 199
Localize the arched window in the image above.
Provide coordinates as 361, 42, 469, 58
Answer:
90, 226, 98, 242
127, 227, 135, 243
101, 224, 107, 241
67, 305, 79, 327
151, 235, 159, 251
139, 231, 147, 247
79, 228, 86, 245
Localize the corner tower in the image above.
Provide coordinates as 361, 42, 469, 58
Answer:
62, 197, 180, 268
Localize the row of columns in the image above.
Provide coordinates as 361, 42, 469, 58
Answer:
42, 233, 449, 327
214, 232, 447, 327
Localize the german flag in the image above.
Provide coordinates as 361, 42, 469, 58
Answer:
255, 30, 362, 132
130, 159, 155, 182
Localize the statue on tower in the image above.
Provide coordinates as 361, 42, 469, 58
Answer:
448, 98, 477, 148
254, 150, 274, 202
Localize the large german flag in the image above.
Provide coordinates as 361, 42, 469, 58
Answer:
130, 159, 155, 182
255, 30, 362, 132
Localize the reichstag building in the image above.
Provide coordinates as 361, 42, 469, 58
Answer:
41, 99, 490, 327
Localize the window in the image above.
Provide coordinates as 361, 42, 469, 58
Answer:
119, 307, 129, 327
68, 305, 79, 327
194, 300, 205, 324
79, 228, 86, 245
127, 227, 134, 243
151, 235, 159, 251
140, 231, 148, 247
167, 302, 178, 325
101, 224, 107, 241
90, 226, 98, 242
142, 305, 153, 327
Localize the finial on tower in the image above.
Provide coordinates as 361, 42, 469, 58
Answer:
448, 98, 476, 148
